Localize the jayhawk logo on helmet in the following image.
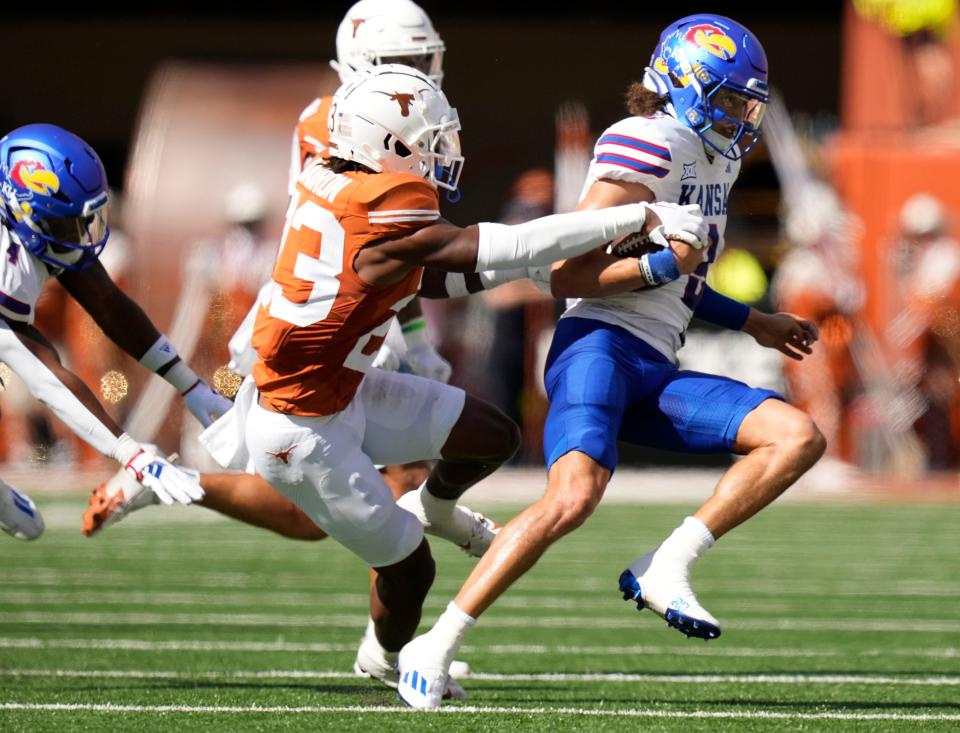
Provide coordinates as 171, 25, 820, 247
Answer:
684, 24, 737, 61
9, 159, 60, 197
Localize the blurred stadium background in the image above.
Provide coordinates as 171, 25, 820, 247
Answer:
6, 1, 960, 488
2, 2, 960, 729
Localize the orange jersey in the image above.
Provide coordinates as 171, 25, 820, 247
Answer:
292, 96, 333, 175
253, 163, 440, 416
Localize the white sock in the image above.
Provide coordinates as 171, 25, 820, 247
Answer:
363, 617, 398, 667
419, 484, 458, 523
662, 516, 715, 565
397, 482, 458, 527
428, 602, 476, 663
632, 516, 714, 575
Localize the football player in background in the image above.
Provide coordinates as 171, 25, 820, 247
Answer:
292, 0, 452, 384
230, 64, 704, 697
398, 15, 826, 709
0, 124, 220, 540
889, 193, 960, 469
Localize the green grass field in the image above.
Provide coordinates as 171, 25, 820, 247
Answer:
1, 496, 959, 731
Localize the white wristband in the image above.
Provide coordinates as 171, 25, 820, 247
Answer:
163, 360, 200, 394
401, 316, 430, 348
110, 433, 143, 466
475, 203, 648, 271
439, 268, 528, 298
138, 335, 179, 372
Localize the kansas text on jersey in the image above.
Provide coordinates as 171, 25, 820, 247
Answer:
565, 112, 740, 362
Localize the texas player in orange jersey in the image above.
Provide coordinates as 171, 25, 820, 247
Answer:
231, 65, 706, 694
85, 0, 453, 541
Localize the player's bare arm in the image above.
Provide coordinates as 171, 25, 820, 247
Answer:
742, 308, 819, 360
57, 260, 165, 361
59, 259, 230, 427
551, 179, 704, 298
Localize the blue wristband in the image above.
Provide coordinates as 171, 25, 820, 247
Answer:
694, 285, 750, 330
638, 247, 681, 287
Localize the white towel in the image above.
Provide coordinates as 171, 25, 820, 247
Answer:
198, 375, 257, 472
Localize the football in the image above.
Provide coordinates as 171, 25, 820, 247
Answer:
607, 232, 663, 257
605, 231, 671, 291
606, 230, 666, 258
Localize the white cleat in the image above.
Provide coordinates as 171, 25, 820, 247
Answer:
81, 466, 158, 537
353, 635, 400, 689
450, 507, 499, 558
619, 548, 721, 640
397, 632, 457, 709
354, 633, 469, 700
0, 480, 44, 541
448, 659, 471, 680
396, 488, 500, 557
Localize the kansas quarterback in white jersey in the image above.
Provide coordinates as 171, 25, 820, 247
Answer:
398, 15, 826, 710
564, 111, 741, 361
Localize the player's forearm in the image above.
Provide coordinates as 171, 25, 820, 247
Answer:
396, 297, 424, 323
474, 204, 652, 271
98, 290, 164, 357
84, 285, 206, 397
550, 250, 650, 298
419, 267, 530, 299
695, 285, 751, 331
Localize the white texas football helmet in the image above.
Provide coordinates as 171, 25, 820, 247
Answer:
327, 64, 463, 192
333, 0, 445, 85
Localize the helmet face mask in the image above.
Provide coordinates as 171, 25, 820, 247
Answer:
647, 14, 769, 160
328, 64, 464, 192
334, 0, 445, 86
0, 124, 110, 271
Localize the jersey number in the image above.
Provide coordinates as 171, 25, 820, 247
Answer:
267, 198, 345, 327
266, 196, 414, 373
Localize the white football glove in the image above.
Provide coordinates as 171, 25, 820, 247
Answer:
403, 317, 452, 383
372, 342, 402, 372
643, 202, 707, 250
122, 448, 204, 506
183, 380, 233, 428
406, 341, 453, 383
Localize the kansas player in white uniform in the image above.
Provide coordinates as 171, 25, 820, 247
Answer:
0, 124, 227, 541
398, 15, 827, 709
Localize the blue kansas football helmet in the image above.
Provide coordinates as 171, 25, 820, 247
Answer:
0, 124, 109, 271
646, 15, 768, 160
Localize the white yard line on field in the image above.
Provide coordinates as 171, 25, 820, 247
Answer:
5, 571, 960, 598
1, 637, 957, 659
0, 702, 958, 721
4, 611, 960, 633
3, 590, 957, 616
3, 668, 959, 687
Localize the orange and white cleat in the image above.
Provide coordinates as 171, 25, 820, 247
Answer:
81, 467, 158, 537
395, 487, 500, 558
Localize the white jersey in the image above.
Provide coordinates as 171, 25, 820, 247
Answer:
563, 113, 740, 362
0, 225, 52, 325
